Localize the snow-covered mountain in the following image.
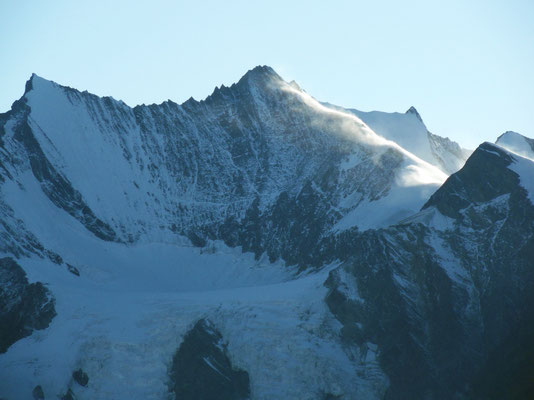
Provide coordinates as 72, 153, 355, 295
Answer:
345, 106, 472, 175
0, 66, 533, 400
0, 66, 449, 261
496, 130, 534, 160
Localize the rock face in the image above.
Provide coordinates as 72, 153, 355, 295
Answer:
0, 257, 56, 353
324, 142, 534, 399
170, 319, 250, 400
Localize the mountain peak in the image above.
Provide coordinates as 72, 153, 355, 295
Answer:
237, 65, 283, 87
246, 65, 278, 76
406, 106, 423, 122
497, 130, 527, 142
496, 131, 534, 160
422, 142, 518, 217
23, 73, 59, 97
24, 73, 38, 94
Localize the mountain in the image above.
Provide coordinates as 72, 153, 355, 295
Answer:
0, 67, 447, 262
346, 106, 472, 175
0, 66, 533, 400
496, 130, 534, 160
326, 142, 534, 399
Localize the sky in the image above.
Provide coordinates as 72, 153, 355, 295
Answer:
1, 0, 533, 149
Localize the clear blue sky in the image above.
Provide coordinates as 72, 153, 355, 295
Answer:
1, 0, 533, 149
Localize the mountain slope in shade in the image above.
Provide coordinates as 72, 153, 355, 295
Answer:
325, 142, 534, 399
496, 130, 534, 160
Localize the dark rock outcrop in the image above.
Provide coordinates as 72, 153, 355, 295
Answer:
170, 319, 250, 400
0, 257, 56, 353
32, 385, 44, 400
72, 369, 89, 387
325, 143, 534, 399
60, 388, 76, 400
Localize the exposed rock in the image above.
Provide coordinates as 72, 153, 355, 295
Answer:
72, 369, 89, 387
32, 385, 44, 400
0, 257, 56, 353
60, 388, 75, 400
170, 319, 250, 400
0, 68, 444, 257
325, 143, 534, 399
405, 106, 423, 122
66, 264, 80, 277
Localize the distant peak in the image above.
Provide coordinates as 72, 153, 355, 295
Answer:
495, 130, 534, 158
289, 80, 303, 91
24, 73, 38, 94
496, 131, 524, 142
248, 65, 277, 76
406, 106, 423, 122
23, 73, 57, 96
238, 65, 283, 87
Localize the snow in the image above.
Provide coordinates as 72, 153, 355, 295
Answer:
496, 131, 534, 161
397, 206, 456, 231
480, 145, 505, 158
491, 137, 534, 204
0, 245, 387, 399
16, 73, 450, 238
426, 233, 472, 286
0, 71, 470, 399
343, 108, 470, 175
349, 109, 436, 166
277, 83, 447, 232
0, 169, 388, 399
508, 152, 534, 204
334, 156, 445, 232
25, 76, 162, 238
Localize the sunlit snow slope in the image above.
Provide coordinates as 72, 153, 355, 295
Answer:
346, 106, 471, 175
496, 130, 534, 160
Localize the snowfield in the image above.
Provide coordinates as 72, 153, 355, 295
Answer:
0, 167, 387, 398
0, 238, 387, 399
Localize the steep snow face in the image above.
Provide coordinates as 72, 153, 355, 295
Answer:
1, 67, 446, 252
346, 107, 471, 175
496, 131, 534, 160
